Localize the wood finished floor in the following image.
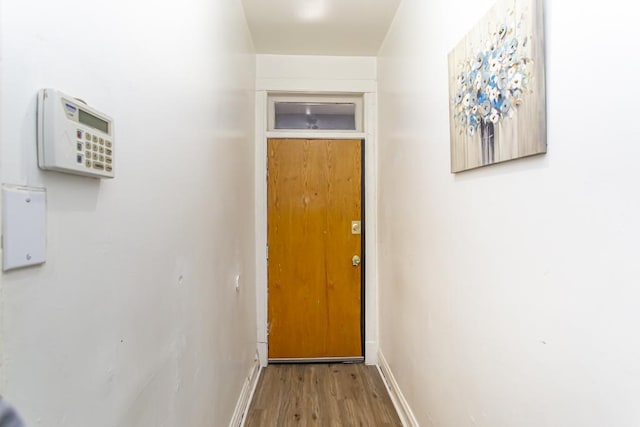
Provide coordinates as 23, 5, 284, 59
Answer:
244, 363, 402, 426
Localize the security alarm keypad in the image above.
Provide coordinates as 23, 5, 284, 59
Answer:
77, 129, 113, 173
37, 89, 115, 178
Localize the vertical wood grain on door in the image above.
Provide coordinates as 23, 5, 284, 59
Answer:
268, 139, 362, 359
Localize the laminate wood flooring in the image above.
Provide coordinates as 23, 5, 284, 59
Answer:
244, 363, 402, 427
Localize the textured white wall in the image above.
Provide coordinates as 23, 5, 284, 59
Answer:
378, 0, 640, 426
0, 0, 256, 425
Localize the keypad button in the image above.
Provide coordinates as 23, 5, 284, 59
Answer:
105, 148, 112, 156
106, 157, 112, 164
106, 166, 112, 172
77, 154, 83, 163
86, 133, 91, 141
99, 138, 104, 145
93, 144, 98, 151
85, 160, 92, 168
99, 155, 105, 162
92, 135, 98, 142
77, 142, 83, 151
85, 150, 91, 158
86, 142, 91, 149
93, 162, 104, 170
106, 140, 112, 148
93, 153, 98, 160
77, 130, 83, 139
99, 147, 104, 154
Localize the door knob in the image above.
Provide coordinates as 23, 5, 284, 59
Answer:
352, 255, 361, 266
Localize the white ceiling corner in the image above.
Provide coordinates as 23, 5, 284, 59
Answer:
241, 0, 402, 56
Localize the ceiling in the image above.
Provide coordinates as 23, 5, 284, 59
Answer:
241, 0, 402, 56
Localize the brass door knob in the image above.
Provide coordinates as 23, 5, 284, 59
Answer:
352, 255, 361, 266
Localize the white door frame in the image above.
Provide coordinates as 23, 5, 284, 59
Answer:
254, 88, 378, 366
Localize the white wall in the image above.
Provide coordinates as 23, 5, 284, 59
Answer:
0, 0, 256, 426
378, 1, 640, 426
256, 54, 377, 92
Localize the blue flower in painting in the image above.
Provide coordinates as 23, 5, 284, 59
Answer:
507, 38, 519, 55
500, 98, 512, 115
496, 72, 509, 91
481, 72, 491, 88
492, 95, 504, 110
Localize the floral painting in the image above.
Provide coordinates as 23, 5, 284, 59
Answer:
448, 0, 546, 173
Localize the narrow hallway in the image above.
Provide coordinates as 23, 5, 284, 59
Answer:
244, 364, 401, 426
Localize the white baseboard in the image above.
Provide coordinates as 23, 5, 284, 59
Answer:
229, 355, 262, 427
377, 350, 419, 427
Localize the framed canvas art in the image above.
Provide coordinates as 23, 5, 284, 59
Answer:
448, 0, 546, 173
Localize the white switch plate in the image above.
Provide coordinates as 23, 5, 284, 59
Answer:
2, 185, 47, 271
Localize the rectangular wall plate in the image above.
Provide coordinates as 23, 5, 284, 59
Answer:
2, 185, 47, 271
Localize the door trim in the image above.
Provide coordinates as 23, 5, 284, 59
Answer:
255, 91, 379, 367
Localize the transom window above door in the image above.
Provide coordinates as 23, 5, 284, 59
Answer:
268, 94, 363, 132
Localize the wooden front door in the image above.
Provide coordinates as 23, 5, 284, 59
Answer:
267, 138, 363, 360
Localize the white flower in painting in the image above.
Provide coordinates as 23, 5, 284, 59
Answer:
481, 73, 490, 87
463, 93, 471, 108
510, 73, 523, 90
490, 108, 500, 124
497, 48, 507, 63
505, 55, 517, 67
507, 65, 518, 78
480, 100, 492, 118
471, 105, 478, 114
485, 39, 497, 54
489, 57, 501, 74
497, 24, 508, 39
474, 72, 482, 90
468, 125, 476, 136
473, 52, 485, 70
488, 85, 500, 102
